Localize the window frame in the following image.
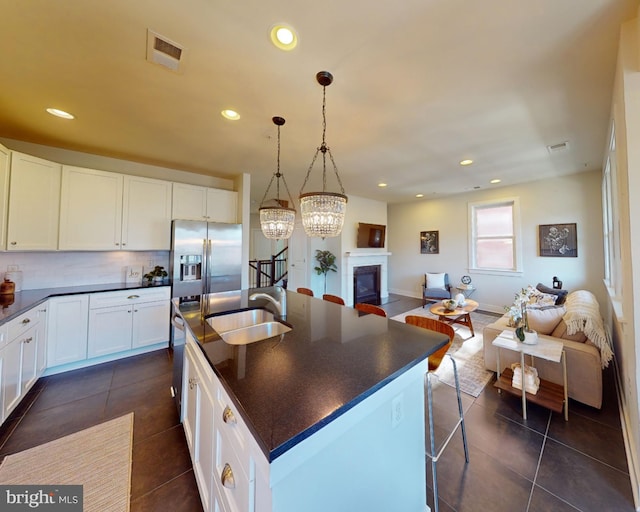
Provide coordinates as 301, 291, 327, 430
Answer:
468, 197, 522, 276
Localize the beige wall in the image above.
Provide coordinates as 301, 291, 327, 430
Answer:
608, 14, 640, 506
387, 171, 605, 313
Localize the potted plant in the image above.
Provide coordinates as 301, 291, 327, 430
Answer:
143, 265, 168, 283
506, 286, 538, 344
314, 250, 337, 294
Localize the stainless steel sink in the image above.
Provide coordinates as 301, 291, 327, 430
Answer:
206, 308, 291, 345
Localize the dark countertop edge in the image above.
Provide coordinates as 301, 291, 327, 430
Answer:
267, 355, 431, 461
0, 281, 171, 325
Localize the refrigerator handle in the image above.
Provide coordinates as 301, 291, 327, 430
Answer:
204, 238, 213, 295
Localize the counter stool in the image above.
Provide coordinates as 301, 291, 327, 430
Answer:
406, 316, 469, 512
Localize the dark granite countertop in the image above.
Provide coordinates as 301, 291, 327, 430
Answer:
175, 288, 448, 462
0, 281, 170, 324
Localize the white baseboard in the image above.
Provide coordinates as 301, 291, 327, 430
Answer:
613, 356, 640, 511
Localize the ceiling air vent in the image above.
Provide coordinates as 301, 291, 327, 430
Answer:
546, 141, 569, 154
146, 30, 185, 72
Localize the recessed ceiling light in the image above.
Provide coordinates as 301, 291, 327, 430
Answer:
46, 108, 75, 120
270, 24, 298, 51
378, 182, 387, 188
221, 109, 240, 121
416, 193, 424, 198
460, 159, 473, 166
490, 179, 501, 184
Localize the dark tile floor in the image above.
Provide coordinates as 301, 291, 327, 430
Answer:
0, 293, 634, 512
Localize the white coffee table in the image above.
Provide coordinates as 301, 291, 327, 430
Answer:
492, 330, 568, 421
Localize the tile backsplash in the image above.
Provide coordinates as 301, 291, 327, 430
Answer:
0, 251, 170, 290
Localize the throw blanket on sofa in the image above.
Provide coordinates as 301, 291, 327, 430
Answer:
563, 290, 612, 368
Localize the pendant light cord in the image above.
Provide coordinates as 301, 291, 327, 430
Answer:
299, 82, 346, 196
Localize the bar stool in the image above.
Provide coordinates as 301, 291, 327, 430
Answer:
322, 294, 345, 305
296, 287, 314, 297
405, 315, 469, 512
354, 302, 387, 317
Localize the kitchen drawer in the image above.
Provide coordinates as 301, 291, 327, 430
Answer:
215, 384, 248, 462
89, 287, 170, 309
215, 425, 252, 512
7, 307, 39, 341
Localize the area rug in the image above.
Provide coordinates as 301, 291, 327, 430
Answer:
392, 307, 499, 397
0, 413, 134, 512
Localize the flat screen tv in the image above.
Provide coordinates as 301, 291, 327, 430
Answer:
357, 223, 386, 248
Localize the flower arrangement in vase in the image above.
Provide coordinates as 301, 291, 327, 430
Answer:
505, 286, 538, 344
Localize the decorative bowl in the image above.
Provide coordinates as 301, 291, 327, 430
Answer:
442, 299, 458, 311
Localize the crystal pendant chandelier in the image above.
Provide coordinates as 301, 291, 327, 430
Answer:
259, 116, 296, 240
299, 71, 348, 238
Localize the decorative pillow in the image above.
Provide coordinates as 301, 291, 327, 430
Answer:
551, 319, 588, 342
526, 305, 566, 335
536, 283, 569, 305
425, 273, 446, 289
528, 290, 558, 308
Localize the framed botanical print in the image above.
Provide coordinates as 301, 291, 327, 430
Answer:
420, 230, 439, 254
539, 223, 577, 257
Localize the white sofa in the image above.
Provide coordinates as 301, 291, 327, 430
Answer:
483, 290, 607, 409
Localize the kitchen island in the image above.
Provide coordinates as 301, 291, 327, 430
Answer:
175, 287, 448, 512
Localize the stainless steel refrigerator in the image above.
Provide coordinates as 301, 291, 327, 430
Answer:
170, 219, 242, 413
170, 219, 242, 299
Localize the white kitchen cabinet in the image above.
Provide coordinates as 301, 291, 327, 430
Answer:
183, 337, 216, 512
59, 166, 123, 250
7, 152, 61, 251
2, 306, 45, 419
121, 175, 172, 250
47, 295, 89, 367
34, 304, 48, 376
172, 183, 237, 223
0, 144, 11, 250
88, 287, 170, 358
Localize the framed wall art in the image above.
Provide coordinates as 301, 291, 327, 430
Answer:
539, 223, 577, 257
420, 230, 439, 254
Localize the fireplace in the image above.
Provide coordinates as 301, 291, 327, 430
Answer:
353, 265, 381, 306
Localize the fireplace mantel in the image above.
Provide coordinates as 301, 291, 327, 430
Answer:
344, 252, 391, 306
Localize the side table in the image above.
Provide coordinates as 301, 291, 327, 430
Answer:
429, 299, 478, 337
455, 284, 475, 299
492, 330, 568, 421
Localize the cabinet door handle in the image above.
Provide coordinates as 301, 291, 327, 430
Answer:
221, 463, 235, 489
23, 336, 33, 344
222, 406, 237, 425
127, 295, 140, 300
21, 318, 31, 325
122, 242, 126, 246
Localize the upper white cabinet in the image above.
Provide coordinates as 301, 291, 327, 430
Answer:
121, 175, 172, 250
172, 183, 237, 223
7, 152, 61, 251
0, 144, 10, 249
59, 166, 123, 250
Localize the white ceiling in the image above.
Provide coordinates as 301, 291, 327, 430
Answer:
0, 0, 637, 210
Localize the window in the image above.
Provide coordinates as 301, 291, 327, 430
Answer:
602, 121, 621, 297
469, 198, 521, 273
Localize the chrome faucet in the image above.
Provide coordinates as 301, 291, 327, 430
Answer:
249, 286, 286, 317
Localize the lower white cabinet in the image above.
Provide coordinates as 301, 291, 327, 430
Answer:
88, 287, 170, 358
47, 295, 89, 367
184, 337, 216, 512
183, 334, 269, 512
2, 306, 45, 420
